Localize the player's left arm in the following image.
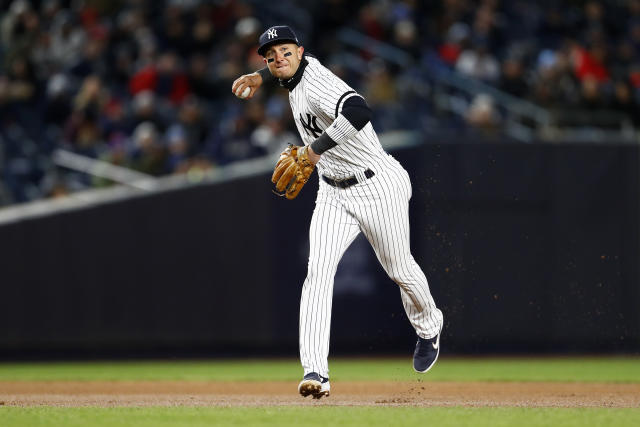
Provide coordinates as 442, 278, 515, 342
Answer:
308, 95, 372, 161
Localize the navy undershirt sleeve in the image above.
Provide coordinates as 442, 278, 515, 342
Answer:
340, 96, 371, 131
311, 96, 372, 154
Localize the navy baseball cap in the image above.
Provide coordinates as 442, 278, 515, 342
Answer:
257, 25, 300, 56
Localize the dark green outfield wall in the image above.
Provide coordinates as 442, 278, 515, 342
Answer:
0, 143, 638, 358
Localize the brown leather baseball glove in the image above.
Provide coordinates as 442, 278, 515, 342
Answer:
272, 145, 315, 200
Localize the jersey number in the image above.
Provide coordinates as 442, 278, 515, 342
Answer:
300, 113, 323, 138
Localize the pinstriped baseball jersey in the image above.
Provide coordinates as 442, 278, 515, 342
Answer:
281, 54, 443, 379
290, 56, 389, 180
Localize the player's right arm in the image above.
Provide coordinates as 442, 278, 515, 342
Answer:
231, 68, 273, 99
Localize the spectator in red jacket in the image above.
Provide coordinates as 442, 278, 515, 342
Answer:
129, 51, 189, 105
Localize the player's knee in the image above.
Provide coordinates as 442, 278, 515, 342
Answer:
388, 273, 408, 286
306, 261, 337, 283
386, 267, 413, 287
305, 260, 332, 283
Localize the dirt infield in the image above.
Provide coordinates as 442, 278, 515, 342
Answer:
1, 381, 639, 407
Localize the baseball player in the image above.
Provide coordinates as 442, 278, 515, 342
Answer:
232, 26, 443, 399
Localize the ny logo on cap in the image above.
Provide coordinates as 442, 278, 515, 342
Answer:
267, 28, 278, 39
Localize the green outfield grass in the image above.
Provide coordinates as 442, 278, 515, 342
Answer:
0, 356, 639, 382
2, 407, 640, 427
2, 357, 639, 427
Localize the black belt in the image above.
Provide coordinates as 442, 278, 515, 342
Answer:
322, 169, 375, 189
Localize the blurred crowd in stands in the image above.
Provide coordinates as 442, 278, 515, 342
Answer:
1, 0, 639, 205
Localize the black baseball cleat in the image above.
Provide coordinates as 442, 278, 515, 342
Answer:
298, 372, 330, 399
413, 327, 442, 373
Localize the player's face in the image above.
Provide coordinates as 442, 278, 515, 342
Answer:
264, 43, 304, 79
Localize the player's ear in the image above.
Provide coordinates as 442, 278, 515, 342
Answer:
297, 46, 304, 60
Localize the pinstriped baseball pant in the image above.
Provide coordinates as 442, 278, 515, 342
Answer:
299, 161, 443, 378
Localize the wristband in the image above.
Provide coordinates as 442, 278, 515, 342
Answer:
310, 132, 337, 154
257, 67, 274, 83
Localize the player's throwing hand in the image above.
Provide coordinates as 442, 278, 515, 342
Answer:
231, 73, 263, 99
